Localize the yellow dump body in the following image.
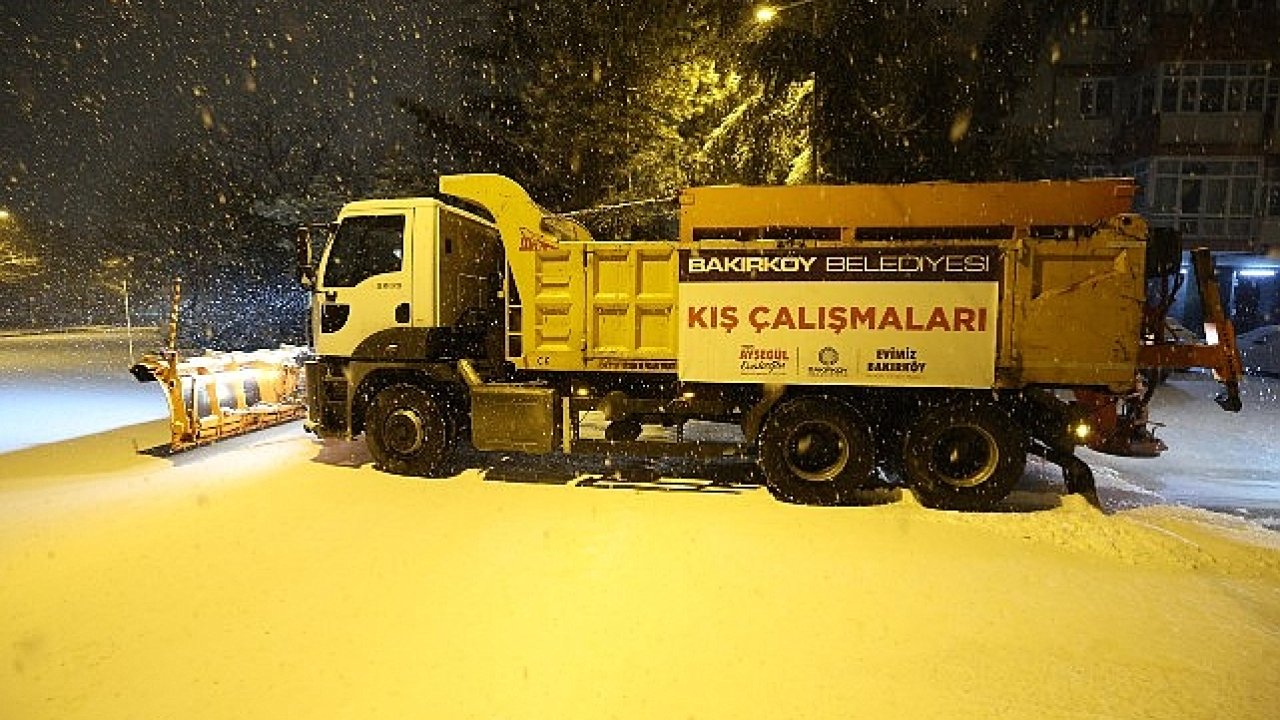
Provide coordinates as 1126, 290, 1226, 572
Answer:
678, 179, 1137, 242
441, 174, 1147, 394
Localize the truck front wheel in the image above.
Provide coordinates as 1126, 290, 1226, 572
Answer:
758, 397, 876, 506
902, 401, 1026, 510
366, 384, 452, 477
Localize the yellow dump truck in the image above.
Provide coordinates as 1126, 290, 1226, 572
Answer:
294, 174, 1241, 510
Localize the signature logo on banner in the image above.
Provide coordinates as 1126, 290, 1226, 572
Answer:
739, 345, 789, 374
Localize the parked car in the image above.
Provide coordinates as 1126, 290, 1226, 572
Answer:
1238, 324, 1280, 378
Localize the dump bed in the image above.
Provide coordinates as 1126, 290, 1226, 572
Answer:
441, 174, 1148, 394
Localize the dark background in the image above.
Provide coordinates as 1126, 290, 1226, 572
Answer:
2, 0, 472, 225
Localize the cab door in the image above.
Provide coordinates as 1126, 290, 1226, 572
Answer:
315, 210, 413, 358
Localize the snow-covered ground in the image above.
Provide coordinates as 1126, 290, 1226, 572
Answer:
1081, 374, 1280, 527
2, 420, 1279, 719
0, 328, 168, 454
3, 328, 1275, 522
2, 328, 1279, 718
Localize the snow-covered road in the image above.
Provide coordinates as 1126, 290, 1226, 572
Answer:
0, 328, 168, 454
3, 328, 1275, 522
1079, 374, 1280, 527
2, 418, 1279, 719
1, 328, 1279, 718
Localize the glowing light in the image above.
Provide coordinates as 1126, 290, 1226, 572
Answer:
0, 209, 10, 221
1204, 323, 1220, 345
1072, 422, 1092, 442
755, 0, 817, 24
1238, 268, 1277, 279
949, 109, 972, 144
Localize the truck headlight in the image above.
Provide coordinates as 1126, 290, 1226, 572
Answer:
1071, 420, 1093, 443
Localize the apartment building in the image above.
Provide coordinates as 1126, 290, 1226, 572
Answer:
1029, 0, 1280, 329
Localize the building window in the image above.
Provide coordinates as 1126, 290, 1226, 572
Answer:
1079, 78, 1115, 118
1265, 183, 1280, 218
1265, 169, 1280, 218
1158, 0, 1219, 12
1159, 62, 1269, 114
1145, 157, 1262, 241
1268, 78, 1279, 132
1096, 0, 1120, 27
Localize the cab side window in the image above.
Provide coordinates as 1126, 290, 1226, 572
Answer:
323, 215, 405, 288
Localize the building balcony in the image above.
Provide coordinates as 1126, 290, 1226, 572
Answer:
1117, 112, 1274, 159
1146, 212, 1258, 253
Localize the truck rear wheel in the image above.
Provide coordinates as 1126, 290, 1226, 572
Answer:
758, 397, 876, 506
366, 384, 452, 477
902, 401, 1026, 510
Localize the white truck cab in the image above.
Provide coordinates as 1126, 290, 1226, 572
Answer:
313, 198, 500, 361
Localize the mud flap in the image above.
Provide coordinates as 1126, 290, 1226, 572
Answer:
1060, 454, 1101, 509
1030, 441, 1102, 509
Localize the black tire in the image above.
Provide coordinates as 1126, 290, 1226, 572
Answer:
365, 384, 452, 477
757, 396, 876, 506
902, 400, 1026, 511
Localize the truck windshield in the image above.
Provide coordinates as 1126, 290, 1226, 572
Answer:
322, 214, 406, 288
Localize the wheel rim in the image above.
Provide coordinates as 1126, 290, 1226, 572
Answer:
929, 425, 999, 488
384, 408, 426, 455
784, 420, 849, 482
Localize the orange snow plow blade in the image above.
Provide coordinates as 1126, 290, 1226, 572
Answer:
130, 346, 308, 452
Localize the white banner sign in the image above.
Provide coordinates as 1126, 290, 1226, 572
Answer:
677, 248, 1001, 388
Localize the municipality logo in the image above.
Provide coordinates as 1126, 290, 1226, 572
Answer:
808, 346, 848, 377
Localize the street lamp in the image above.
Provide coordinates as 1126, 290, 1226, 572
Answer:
103, 257, 136, 361
754, 0, 821, 182
754, 6, 780, 23
755, 0, 817, 22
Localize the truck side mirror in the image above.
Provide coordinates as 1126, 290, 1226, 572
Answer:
295, 226, 316, 288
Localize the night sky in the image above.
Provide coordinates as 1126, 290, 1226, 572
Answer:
1, 0, 476, 229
